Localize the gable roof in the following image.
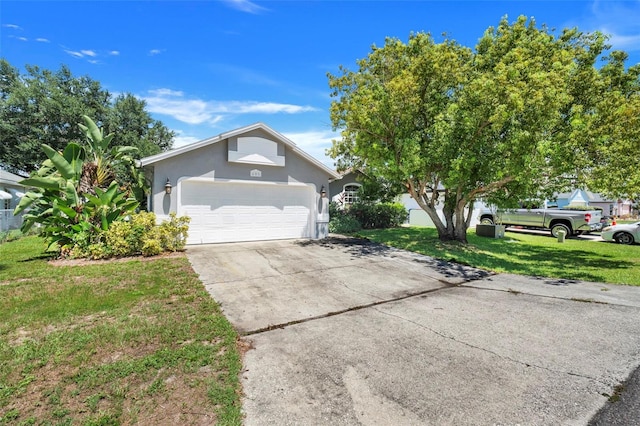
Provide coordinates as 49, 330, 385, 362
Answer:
329, 167, 366, 183
0, 169, 25, 186
139, 122, 340, 179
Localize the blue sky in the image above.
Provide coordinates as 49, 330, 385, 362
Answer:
2, 0, 640, 167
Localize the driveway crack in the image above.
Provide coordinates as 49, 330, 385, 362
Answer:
241, 284, 460, 336
255, 249, 284, 275
373, 308, 612, 387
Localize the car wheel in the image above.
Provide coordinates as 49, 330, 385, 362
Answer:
480, 217, 494, 225
551, 223, 571, 238
614, 232, 635, 245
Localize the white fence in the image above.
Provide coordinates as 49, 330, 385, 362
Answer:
0, 209, 23, 232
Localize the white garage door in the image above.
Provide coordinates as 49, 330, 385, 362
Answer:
179, 179, 315, 244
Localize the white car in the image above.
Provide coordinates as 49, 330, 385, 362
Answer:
601, 221, 640, 245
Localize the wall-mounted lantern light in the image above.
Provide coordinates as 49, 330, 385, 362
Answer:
164, 178, 172, 195
320, 185, 326, 195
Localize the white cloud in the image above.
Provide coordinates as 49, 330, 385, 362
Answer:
2, 24, 22, 30
603, 29, 640, 51
583, 1, 640, 51
88, 60, 99, 64
10, 35, 28, 41
35, 38, 50, 43
109, 50, 120, 56
151, 88, 184, 97
81, 50, 97, 57
228, 101, 317, 114
223, 0, 268, 14
146, 97, 219, 125
282, 130, 339, 167
64, 49, 84, 58
173, 134, 202, 148
149, 49, 164, 56
141, 89, 318, 125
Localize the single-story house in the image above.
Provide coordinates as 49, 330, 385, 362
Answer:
139, 123, 340, 245
552, 189, 634, 217
0, 169, 26, 231
329, 169, 364, 207
400, 193, 491, 228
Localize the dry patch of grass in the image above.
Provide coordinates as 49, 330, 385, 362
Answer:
0, 236, 243, 425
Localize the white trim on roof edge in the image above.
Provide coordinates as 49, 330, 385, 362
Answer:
139, 122, 340, 179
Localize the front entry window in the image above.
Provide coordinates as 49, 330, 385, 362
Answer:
343, 184, 361, 205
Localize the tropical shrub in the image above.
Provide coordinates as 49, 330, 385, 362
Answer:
14, 116, 141, 255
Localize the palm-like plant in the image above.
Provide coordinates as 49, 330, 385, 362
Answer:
77, 115, 138, 193
14, 116, 140, 253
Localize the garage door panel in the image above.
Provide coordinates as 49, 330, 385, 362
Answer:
180, 180, 314, 244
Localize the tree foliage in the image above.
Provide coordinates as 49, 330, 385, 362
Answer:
107, 93, 174, 158
580, 52, 640, 199
328, 16, 635, 242
0, 59, 174, 176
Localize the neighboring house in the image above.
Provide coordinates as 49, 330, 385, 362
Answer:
551, 189, 590, 208
329, 171, 490, 227
400, 193, 490, 228
329, 169, 364, 207
0, 169, 26, 232
553, 189, 634, 216
139, 123, 340, 245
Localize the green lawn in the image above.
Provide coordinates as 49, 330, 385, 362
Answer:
357, 227, 640, 286
0, 236, 242, 425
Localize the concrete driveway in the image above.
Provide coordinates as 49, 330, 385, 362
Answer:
187, 237, 640, 425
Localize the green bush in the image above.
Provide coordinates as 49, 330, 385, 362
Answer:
328, 201, 406, 233
329, 213, 362, 234
348, 202, 407, 229
69, 212, 190, 259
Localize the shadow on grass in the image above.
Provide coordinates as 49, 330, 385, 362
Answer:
297, 234, 490, 282
358, 227, 636, 283
19, 253, 55, 262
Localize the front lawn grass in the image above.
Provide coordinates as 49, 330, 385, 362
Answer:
357, 227, 640, 286
0, 236, 242, 425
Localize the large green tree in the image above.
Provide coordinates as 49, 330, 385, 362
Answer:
328, 16, 625, 242
0, 59, 174, 176
0, 61, 109, 175
107, 93, 174, 158
582, 52, 640, 199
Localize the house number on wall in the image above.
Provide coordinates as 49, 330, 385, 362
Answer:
250, 169, 262, 177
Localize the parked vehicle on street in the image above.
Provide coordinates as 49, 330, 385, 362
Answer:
596, 215, 613, 232
601, 221, 640, 245
479, 208, 602, 238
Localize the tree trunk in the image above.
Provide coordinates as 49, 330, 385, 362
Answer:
406, 180, 473, 243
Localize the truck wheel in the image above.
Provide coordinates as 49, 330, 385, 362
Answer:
614, 232, 635, 245
550, 223, 571, 238
480, 217, 494, 225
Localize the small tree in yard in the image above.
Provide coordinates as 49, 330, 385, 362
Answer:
328, 16, 632, 243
